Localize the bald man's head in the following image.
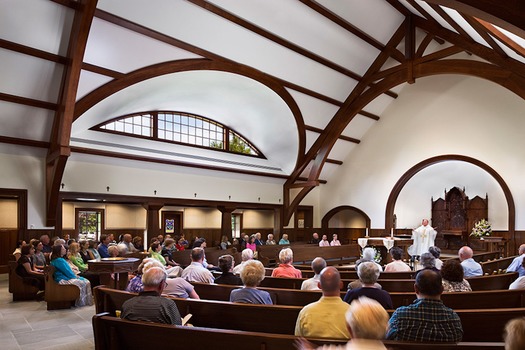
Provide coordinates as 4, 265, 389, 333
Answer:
458, 246, 473, 261
519, 244, 525, 255
319, 266, 342, 296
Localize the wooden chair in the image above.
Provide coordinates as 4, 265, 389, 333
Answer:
44, 265, 80, 310
8, 260, 39, 301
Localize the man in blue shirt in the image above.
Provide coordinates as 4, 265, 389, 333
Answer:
387, 270, 463, 342
507, 244, 525, 277
459, 246, 483, 277
97, 234, 110, 258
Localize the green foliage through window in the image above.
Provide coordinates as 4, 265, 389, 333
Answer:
94, 111, 262, 157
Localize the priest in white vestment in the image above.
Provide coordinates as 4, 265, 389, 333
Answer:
408, 219, 437, 257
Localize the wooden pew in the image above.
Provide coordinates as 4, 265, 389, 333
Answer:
43, 265, 80, 310
92, 287, 511, 345
193, 280, 525, 310
8, 260, 39, 301
480, 256, 516, 275
299, 270, 415, 280
257, 244, 360, 267
291, 245, 360, 265
391, 289, 525, 310
172, 247, 241, 267
259, 272, 518, 293
93, 314, 504, 350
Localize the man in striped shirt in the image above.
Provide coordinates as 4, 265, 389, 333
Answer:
386, 269, 463, 342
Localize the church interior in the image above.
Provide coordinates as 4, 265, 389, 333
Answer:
1, 0, 525, 349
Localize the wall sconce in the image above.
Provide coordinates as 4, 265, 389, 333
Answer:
279, 198, 281, 203
228, 195, 231, 200
154, 190, 157, 195
61, 183, 65, 189
194, 193, 197, 198
106, 186, 110, 192
258, 197, 260, 202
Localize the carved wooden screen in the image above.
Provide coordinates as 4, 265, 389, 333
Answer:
432, 187, 488, 247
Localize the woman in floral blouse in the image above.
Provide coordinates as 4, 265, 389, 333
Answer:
441, 259, 472, 292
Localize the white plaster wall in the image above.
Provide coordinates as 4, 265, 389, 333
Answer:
184, 207, 221, 228
63, 154, 285, 204
243, 209, 274, 228
0, 144, 48, 229
320, 75, 525, 230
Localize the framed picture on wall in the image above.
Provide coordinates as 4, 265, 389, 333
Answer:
165, 219, 175, 234
298, 219, 305, 228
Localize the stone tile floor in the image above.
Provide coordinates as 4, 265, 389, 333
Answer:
0, 274, 95, 350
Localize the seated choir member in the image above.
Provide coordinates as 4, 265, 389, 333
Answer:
16, 244, 45, 291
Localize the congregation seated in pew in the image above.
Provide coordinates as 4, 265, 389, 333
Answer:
214, 254, 242, 286
386, 270, 463, 343
441, 259, 472, 292
296, 297, 390, 350
230, 259, 272, 305
121, 266, 182, 325
181, 248, 214, 284
272, 248, 302, 278
295, 266, 350, 340
301, 257, 326, 291
344, 261, 393, 309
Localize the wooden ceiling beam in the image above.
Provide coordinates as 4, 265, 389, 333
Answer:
0, 38, 67, 64
186, 0, 399, 98
305, 125, 360, 144
461, 14, 508, 58
298, 0, 405, 62
422, 0, 525, 39
426, 3, 471, 38
0, 92, 57, 111
283, 20, 408, 224
46, 0, 98, 227
476, 19, 525, 59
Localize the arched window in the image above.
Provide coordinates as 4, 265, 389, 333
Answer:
92, 111, 263, 157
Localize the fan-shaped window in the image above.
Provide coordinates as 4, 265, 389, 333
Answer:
93, 111, 263, 157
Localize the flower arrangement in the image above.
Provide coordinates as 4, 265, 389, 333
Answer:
470, 219, 492, 238
360, 246, 382, 264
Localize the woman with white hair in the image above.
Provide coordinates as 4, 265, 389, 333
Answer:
296, 297, 389, 350
271, 248, 302, 278
230, 260, 272, 304
344, 262, 393, 309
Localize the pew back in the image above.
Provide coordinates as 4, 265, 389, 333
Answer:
93, 287, 514, 344
93, 314, 504, 350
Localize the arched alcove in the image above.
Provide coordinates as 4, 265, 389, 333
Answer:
385, 155, 515, 251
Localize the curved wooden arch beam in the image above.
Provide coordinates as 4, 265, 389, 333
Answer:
321, 205, 371, 231
73, 58, 306, 173
46, 0, 98, 227
384, 155, 516, 250
423, 0, 525, 38
283, 58, 525, 225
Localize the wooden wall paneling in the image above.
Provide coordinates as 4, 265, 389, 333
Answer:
0, 229, 18, 273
